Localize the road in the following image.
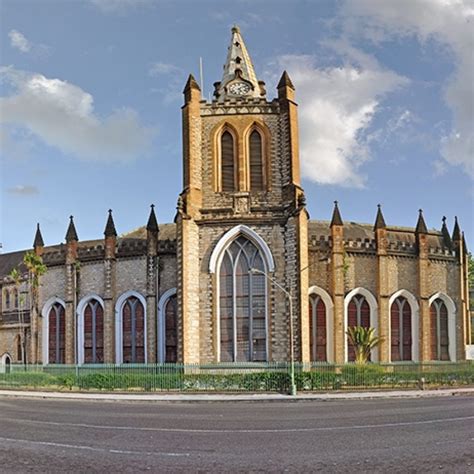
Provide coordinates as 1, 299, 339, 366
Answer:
0, 395, 473, 472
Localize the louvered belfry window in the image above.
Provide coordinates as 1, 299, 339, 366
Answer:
219, 236, 267, 362
221, 131, 235, 192
249, 130, 264, 191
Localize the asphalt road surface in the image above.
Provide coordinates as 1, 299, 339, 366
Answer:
0, 395, 473, 473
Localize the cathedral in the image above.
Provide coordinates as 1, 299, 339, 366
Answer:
0, 27, 471, 368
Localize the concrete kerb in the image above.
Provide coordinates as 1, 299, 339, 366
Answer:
0, 387, 473, 403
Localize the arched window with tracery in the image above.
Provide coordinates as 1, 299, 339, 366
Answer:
83, 299, 104, 364
249, 129, 264, 191
219, 235, 267, 362
390, 296, 412, 361
164, 295, 178, 362
347, 294, 371, 362
48, 302, 65, 364
309, 295, 327, 362
122, 296, 145, 363
13, 289, 19, 308
221, 130, 236, 192
430, 298, 449, 361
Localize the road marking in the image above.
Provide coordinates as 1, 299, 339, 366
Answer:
0, 436, 190, 457
2, 415, 474, 434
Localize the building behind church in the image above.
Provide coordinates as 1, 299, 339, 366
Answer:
0, 27, 471, 367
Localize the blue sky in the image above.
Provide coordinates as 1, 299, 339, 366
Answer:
1, 0, 473, 252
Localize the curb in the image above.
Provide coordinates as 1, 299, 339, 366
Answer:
0, 387, 473, 403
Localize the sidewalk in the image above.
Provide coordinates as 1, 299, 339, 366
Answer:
0, 387, 473, 402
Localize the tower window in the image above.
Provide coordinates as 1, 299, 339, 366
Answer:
221, 131, 236, 192
249, 130, 264, 191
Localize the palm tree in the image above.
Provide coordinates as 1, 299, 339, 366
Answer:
23, 251, 46, 364
346, 326, 384, 365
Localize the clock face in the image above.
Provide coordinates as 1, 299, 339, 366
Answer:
228, 82, 251, 96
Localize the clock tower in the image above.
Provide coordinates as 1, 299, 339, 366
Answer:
176, 26, 310, 364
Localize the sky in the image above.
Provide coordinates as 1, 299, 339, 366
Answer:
1, 0, 473, 253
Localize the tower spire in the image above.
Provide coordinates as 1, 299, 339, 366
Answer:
415, 209, 428, 234
374, 204, 386, 231
65, 215, 78, 242
147, 204, 159, 233
104, 209, 117, 237
33, 223, 44, 248
441, 216, 452, 249
330, 201, 343, 227
214, 26, 264, 101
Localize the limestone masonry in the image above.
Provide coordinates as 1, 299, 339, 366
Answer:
0, 27, 471, 366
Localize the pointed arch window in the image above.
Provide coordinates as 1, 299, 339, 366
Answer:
390, 297, 412, 361
122, 296, 145, 363
430, 299, 449, 361
48, 302, 65, 364
13, 289, 19, 308
249, 129, 264, 191
5, 290, 10, 310
83, 299, 104, 364
309, 295, 327, 362
221, 131, 236, 192
164, 295, 178, 363
219, 235, 267, 362
347, 294, 371, 362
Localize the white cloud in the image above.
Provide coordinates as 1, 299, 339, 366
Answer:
149, 62, 181, 77
342, 0, 474, 178
0, 67, 155, 162
7, 185, 39, 196
89, 0, 156, 13
277, 52, 407, 187
9, 30, 31, 53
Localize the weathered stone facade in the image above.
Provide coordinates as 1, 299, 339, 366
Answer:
0, 27, 471, 367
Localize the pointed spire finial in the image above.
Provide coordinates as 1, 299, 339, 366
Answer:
147, 203, 159, 233
415, 209, 428, 234
452, 216, 461, 241
33, 222, 44, 248
65, 215, 78, 242
104, 209, 117, 238
330, 200, 343, 227
183, 73, 201, 93
374, 203, 386, 231
441, 215, 452, 249
277, 70, 295, 90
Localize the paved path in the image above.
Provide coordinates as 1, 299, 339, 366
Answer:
0, 386, 474, 402
0, 395, 473, 472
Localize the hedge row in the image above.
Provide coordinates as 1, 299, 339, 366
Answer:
1, 365, 473, 392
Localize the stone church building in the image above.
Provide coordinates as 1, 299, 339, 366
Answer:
0, 27, 471, 367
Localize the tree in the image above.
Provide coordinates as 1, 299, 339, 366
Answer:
346, 326, 384, 365
23, 251, 46, 364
